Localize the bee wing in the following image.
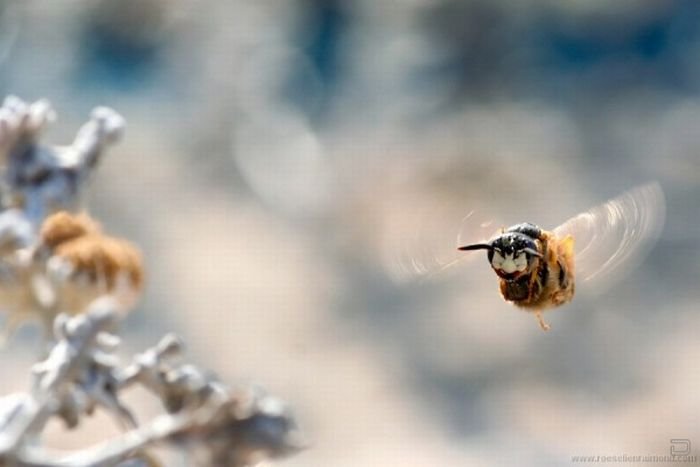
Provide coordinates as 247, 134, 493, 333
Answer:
382, 203, 500, 283
552, 182, 665, 289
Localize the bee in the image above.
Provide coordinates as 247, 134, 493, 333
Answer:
386, 182, 665, 331
458, 223, 574, 331
456, 182, 665, 331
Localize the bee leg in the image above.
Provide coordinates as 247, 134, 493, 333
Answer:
526, 270, 541, 301
534, 310, 551, 332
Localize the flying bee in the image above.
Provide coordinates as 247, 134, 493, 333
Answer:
387, 182, 665, 331
455, 182, 665, 331
458, 222, 574, 331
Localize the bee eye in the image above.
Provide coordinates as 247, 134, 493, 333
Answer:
521, 247, 542, 259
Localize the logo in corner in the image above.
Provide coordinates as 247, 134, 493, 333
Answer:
670, 439, 691, 457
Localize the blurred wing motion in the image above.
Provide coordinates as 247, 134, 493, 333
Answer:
382, 201, 499, 283
553, 182, 665, 289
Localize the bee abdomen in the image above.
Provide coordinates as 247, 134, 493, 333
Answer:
558, 263, 566, 287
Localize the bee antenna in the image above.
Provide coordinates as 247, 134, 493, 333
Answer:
457, 243, 492, 252
523, 247, 543, 258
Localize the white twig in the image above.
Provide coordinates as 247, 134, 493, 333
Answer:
0, 97, 303, 466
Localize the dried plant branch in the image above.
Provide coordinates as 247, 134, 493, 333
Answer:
0, 96, 123, 226
0, 97, 304, 466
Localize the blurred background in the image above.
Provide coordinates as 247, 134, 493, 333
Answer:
0, 0, 698, 465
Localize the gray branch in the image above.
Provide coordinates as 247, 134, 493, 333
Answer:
0, 97, 304, 466
0, 96, 124, 226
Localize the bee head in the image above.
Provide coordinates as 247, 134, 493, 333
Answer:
458, 232, 542, 281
